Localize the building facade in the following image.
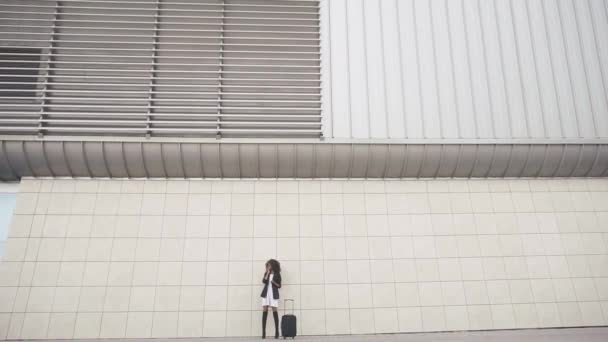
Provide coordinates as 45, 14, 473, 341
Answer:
0, 0, 607, 339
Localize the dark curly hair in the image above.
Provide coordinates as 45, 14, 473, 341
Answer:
266, 259, 281, 273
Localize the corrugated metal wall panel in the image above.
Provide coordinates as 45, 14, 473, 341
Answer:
323, 0, 608, 140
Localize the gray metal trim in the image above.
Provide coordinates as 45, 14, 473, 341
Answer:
1, 139, 607, 180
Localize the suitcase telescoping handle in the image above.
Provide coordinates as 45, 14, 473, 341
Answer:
284, 299, 295, 314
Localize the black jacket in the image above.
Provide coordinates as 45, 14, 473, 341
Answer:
260, 272, 282, 300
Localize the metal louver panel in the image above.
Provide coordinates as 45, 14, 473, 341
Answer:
0, 0, 322, 138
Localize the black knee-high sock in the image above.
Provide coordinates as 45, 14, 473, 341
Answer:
262, 311, 268, 338
273, 311, 279, 338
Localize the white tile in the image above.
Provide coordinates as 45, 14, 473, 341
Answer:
277, 238, 300, 260
64, 216, 91, 238
188, 194, 211, 215
322, 215, 346, 236
428, 193, 452, 214
526, 256, 551, 279
42, 215, 69, 237
277, 215, 299, 237
203, 311, 226, 337
268, 193, 293, 214
102, 286, 130, 312
5, 312, 24, 339
204, 286, 228, 310
530, 279, 556, 303
572, 277, 599, 301
151, 312, 178, 338
374, 307, 398, 333
228, 239, 252, 262
107, 262, 134, 286
230, 194, 253, 215
343, 194, 366, 214
413, 236, 436, 258
552, 278, 577, 302
227, 286, 252, 310
37, 238, 65, 261
393, 259, 417, 283
47, 312, 76, 339
129, 286, 155, 311
535, 303, 562, 327
252, 238, 276, 261
301, 260, 325, 284
254, 194, 277, 215
441, 281, 466, 306
301, 285, 324, 309
324, 260, 348, 284
159, 238, 185, 261
143, 180, 166, 194
370, 259, 394, 283
114, 216, 140, 237
26, 286, 54, 312
487, 280, 511, 304
161, 215, 187, 238
52, 287, 80, 312
513, 303, 539, 328
179, 286, 205, 311
117, 193, 142, 215
321, 194, 343, 215
79, 286, 106, 312
135, 238, 161, 261
206, 262, 229, 285
178, 312, 204, 337
226, 310, 251, 337
209, 194, 231, 215
299, 194, 321, 215
416, 259, 440, 282
181, 262, 206, 285
300, 238, 323, 260
421, 306, 446, 332
31, 261, 60, 286
397, 307, 422, 332
368, 237, 391, 259
82, 261, 109, 286
300, 215, 323, 237
323, 237, 346, 260
74, 312, 101, 338
509, 279, 534, 303
578, 301, 605, 326
348, 308, 374, 334
464, 281, 489, 304
324, 284, 349, 308
121, 180, 144, 193
490, 304, 515, 329
276, 180, 299, 194
418, 282, 443, 306
184, 238, 208, 261
111, 238, 137, 261
557, 302, 583, 326
0, 287, 17, 313
126, 312, 153, 338
99, 312, 127, 338
504, 256, 530, 279
325, 309, 350, 335
132, 262, 158, 286
253, 215, 276, 237
482, 257, 507, 280
86, 238, 113, 261
434, 236, 458, 258
445, 305, 469, 331
21, 313, 49, 339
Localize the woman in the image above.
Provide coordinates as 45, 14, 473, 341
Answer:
260, 259, 282, 339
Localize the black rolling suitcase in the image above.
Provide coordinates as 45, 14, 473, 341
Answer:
281, 299, 297, 339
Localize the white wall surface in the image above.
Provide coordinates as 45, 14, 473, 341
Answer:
1, 178, 608, 339
321, 0, 608, 140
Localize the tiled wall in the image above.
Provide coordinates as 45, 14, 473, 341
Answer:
1, 178, 607, 339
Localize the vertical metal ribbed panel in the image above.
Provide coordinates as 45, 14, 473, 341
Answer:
323, 0, 608, 140
0, 0, 322, 138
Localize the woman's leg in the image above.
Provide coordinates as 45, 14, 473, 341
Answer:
262, 306, 269, 338
272, 307, 279, 338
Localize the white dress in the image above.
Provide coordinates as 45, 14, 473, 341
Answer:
261, 273, 279, 307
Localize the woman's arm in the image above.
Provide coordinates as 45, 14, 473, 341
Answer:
271, 274, 282, 288
262, 271, 269, 284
